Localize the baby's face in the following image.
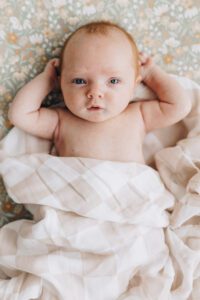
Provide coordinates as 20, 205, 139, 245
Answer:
60, 29, 138, 122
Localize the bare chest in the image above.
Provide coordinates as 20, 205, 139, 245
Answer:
55, 106, 145, 162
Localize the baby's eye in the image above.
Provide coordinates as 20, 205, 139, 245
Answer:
110, 78, 120, 84
72, 78, 86, 85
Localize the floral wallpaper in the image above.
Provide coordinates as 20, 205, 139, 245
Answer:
0, 0, 200, 226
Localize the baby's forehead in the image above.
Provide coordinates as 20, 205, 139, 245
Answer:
60, 26, 139, 75
64, 27, 134, 54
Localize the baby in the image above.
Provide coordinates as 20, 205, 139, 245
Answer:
8, 21, 191, 163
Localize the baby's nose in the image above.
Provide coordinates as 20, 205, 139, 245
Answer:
86, 84, 104, 99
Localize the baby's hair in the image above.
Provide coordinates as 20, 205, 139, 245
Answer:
59, 20, 140, 76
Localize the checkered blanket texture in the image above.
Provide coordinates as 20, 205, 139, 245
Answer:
0, 76, 200, 299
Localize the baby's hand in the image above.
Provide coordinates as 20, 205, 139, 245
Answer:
43, 58, 60, 89
139, 52, 154, 82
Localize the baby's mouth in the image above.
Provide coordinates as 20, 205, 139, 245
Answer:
87, 105, 104, 111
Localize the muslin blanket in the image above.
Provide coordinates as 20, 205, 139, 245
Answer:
0, 75, 200, 300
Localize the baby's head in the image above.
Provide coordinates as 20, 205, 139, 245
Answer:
59, 21, 141, 122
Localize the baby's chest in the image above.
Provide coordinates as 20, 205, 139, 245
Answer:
56, 110, 145, 159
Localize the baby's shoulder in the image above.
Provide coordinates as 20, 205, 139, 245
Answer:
54, 106, 68, 115
53, 107, 70, 121
127, 101, 142, 115
51, 107, 69, 139
126, 102, 145, 129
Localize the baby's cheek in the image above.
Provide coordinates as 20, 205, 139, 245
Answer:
62, 92, 72, 106
62, 90, 74, 102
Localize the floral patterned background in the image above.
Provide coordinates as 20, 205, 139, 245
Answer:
0, 0, 200, 226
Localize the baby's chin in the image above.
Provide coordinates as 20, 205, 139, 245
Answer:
72, 109, 115, 123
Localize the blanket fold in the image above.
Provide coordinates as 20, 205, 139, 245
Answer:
0, 76, 200, 299
0, 156, 174, 300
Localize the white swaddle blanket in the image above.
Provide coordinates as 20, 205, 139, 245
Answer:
0, 75, 200, 300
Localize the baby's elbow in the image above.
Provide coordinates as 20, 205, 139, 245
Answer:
180, 97, 192, 118
8, 106, 20, 126
169, 98, 192, 124
8, 107, 14, 124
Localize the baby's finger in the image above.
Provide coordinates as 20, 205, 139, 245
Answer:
48, 58, 60, 68
52, 58, 60, 67
139, 52, 148, 64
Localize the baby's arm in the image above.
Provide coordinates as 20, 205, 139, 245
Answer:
8, 59, 60, 140
139, 53, 192, 133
